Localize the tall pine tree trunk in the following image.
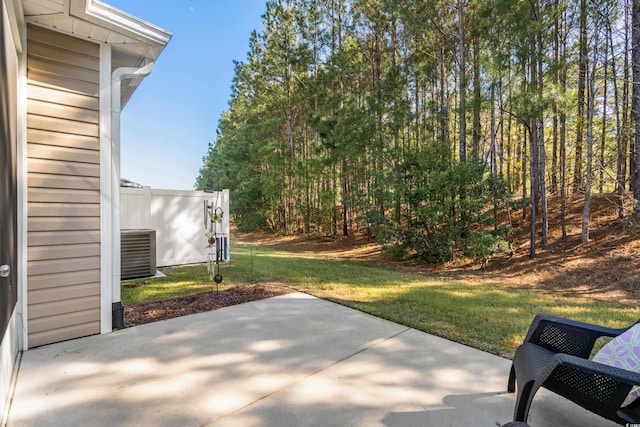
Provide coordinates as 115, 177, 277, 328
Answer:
622, 0, 631, 192
491, 84, 498, 231
473, 37, 481, 158
633, 0, 640, 213
551, 0, 560, 194
583, 26, 599, 242
560, 5, 568, 239
529, 50, 538, 258
538, 32, 548, 247
575, 0, 588, 191
608, 11, 625, 219
600, 35, 608, 194
457, 0, 467, 161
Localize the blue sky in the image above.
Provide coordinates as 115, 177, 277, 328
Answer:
107, 1, 266, 190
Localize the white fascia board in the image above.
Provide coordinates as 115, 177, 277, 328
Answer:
70, 0, 171, 48
4, 0, 23, 53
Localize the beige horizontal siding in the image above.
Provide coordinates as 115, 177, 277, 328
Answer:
28, 99, 99, 123
28, 243, 100, 261
28, 129, 99, 150
28, 320, 101, 348
28, 173, 100, 190
28, 158, 100, 178
28, 26, 100, 64
28, 143, 99, 164
27, 56, 99, 85
27, 41, 100, 71
27, 256, 100, 276
28, 188, 100, 203
28, 217, 99, 232
27, 230, 100, 246
27, 114, 99, 137
27, 24, 102, 347
28, 202, 100, 217
29, 296, 100, 320
28, 270, 100, 290
28, 85, 99, 111
27, 69, 99, 96
28, 283, 99, 305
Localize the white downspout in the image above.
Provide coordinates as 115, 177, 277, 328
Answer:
109, 62, 153, 330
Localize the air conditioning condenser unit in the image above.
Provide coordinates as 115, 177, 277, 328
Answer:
121, 229, 157, 280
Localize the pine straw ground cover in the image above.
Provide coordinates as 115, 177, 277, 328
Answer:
124, 283, 292, 325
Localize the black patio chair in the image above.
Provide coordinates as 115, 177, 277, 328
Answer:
507, 313, 640, 425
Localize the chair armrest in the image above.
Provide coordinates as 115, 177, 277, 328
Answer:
523, 314, 627, 358
551, 354, 640, 387
539, 354, 640, 421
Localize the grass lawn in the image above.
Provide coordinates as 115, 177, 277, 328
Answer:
122, 242, 639, 358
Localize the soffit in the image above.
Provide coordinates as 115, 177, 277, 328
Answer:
22, 0, 172, 104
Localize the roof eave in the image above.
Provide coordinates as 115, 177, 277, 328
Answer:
24, 0, 172, 105
70, 0, 172, 51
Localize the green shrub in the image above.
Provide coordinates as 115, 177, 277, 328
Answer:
380, 146, 512, 263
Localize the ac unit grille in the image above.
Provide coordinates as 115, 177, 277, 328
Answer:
121, 229, 156, 280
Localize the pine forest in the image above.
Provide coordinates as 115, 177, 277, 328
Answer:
196, 0, 640, 263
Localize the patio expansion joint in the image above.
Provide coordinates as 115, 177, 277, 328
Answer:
207, 326, 412, 425
2, 350, 23, 427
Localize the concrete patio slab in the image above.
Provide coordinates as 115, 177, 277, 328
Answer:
7, 292, 618, 427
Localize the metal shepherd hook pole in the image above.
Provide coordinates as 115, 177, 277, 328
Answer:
205, 199, 224, 294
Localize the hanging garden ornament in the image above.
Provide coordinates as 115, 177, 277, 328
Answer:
209, 207, 223, 223
205, 230, 216, 248
207, 253, 215, 281
203, 200, 224, 292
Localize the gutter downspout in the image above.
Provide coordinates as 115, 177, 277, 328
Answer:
110, 62, 154, 330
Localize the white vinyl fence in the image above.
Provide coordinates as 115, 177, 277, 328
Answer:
121, 187, 230, 267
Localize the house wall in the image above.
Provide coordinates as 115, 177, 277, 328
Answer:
121, 188, 230, 267
1, 0, 22, 422
26, 25, 102, 348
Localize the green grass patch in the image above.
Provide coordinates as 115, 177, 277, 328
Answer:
121, 266, 234, 304
122, 243, 639, 358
